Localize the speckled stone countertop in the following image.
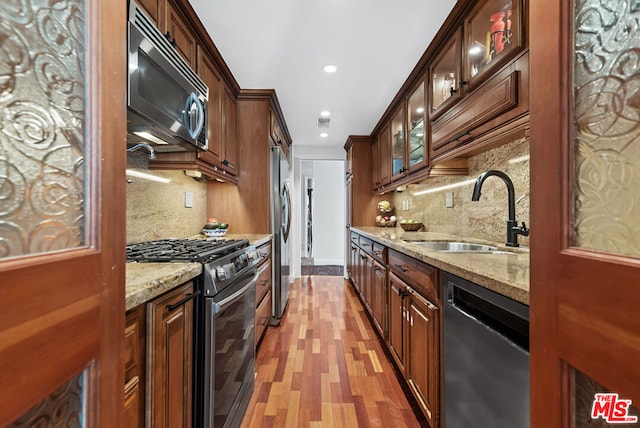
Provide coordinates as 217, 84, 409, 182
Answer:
352, 227, 530, 305
125, 234, 272, 310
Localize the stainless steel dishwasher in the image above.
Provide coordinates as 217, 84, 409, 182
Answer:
442, 272, 529, 428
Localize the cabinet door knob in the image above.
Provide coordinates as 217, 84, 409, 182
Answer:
459, 79, 468, 87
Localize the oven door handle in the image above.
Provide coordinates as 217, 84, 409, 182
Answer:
213, 271, 259, 314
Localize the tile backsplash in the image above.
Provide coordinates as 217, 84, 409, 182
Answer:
126, 156, 207, 243
391, 137, 530, 246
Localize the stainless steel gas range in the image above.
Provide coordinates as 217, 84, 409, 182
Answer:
126, 238, 266, 427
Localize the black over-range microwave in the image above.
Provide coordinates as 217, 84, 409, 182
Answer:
127, 1, 208, 152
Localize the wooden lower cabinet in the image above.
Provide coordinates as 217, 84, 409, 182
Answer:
371, 258, 387, 337
255, 241, 273, 347
146, 281, 195, 428
124, 306, 146, 428
388, 271, 440, 427
388, 273, 406, 373
407, 288, 439, 427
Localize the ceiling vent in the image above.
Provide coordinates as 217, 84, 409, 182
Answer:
317, 117, 331, 128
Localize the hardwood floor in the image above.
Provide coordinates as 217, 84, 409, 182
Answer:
241, 276, 425, 427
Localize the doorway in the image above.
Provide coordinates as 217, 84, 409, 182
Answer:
298, 159, 345, 275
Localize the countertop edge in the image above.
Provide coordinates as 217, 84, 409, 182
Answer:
351, 227, 529, 305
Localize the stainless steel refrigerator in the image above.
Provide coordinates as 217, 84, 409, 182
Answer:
270, 146, 291, 325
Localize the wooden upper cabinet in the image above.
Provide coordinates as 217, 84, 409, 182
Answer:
197, 47, 223, 168
371, 122, 393, 193
430, 29, 462, 116
463, 0, 525, 90
429, 0, 529, 164
222, 88, 238, 176
136, 0, 163, 27
166, 1, 197, 68
390, 106, 406, 181
406, 79, 428, 174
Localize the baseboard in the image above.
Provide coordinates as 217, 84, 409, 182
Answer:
312, 258, 344, 266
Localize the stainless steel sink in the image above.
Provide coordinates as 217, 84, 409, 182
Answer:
409, 241, 518, 254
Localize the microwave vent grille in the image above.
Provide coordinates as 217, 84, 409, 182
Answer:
130, 2, 209, 100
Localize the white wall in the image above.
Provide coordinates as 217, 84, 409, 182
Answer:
311, 160, 345, 265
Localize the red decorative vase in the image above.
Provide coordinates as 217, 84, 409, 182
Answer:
490, 11, 506, 55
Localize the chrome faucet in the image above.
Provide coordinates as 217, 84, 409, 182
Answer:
471, 170, 529, 247
127, 143, 156, 159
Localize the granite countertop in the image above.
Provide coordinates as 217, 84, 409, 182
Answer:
125, 233, 272, 311
352, 227, 530, 305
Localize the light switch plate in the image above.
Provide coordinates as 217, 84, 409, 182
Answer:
402, 199, 410, 211
445, 192, 454, 208
185, 192, 193, 208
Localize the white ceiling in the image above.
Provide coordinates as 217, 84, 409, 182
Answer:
189, 0, 458, 154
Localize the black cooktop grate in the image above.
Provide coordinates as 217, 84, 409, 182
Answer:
126, 238, 249, 263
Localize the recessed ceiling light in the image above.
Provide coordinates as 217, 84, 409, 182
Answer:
320, 110, 331, 117
320, 132, 328, 138
323, 64, 337, 73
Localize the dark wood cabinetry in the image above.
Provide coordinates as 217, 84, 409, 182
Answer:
165, 1, 196, 67
371, 123, 391, 192
345, 136, 384, 228
136, 0, 163, 26
255, 241, 273, 347
348, 232, 387, 339
206, 90, 291, 234
146, 282, 194, 428
349, 231, 441, 427
124, 307, 146, 428
387, 250, 440, 428
430, 51, 529, 163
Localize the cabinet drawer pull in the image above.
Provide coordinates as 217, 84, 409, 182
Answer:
394, 264, 409, 273
451, 130, 471, 142
166, 291, 200, 312
259, 279, 269, 286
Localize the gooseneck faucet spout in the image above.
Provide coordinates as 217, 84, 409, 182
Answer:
127, 143, 156, 159
471, 170, 529, 247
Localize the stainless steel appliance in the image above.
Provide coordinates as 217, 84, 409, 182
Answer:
126, 238, 266, 427
442, 272, 529, 427
127, 1, 208, 152
270, 146, 291, 324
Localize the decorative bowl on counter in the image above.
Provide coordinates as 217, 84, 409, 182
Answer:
400, 222, 423, 232
202, 228, 228, 237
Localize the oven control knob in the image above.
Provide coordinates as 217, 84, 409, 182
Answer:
247, 250, 258, 261
216, 266, 230, 281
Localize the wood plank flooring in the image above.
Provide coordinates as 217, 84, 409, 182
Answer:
241, 276, 425, 427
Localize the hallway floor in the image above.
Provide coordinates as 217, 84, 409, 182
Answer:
240, 276, 424, 427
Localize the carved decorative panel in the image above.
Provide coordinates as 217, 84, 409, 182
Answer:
572, 1, 640, 256
8, 371, 85, 427
0, 0, 86, 258
573, 369, 639, 427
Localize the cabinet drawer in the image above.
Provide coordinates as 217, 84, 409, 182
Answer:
388, 249, 438, 302
350, 232, 359, 246
256, 290, 272, 346
372, 242, 386, 263
256, 259, 272, 305
359, 236, 374, 254
258, 241, 272, 259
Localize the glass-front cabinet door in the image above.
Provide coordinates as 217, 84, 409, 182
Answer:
390, 106, 406, 180
431, 31, 461, 115
465, 0, 523, 87
407, 79, 427, 173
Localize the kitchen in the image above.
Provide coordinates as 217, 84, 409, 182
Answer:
1, 0, 639, 428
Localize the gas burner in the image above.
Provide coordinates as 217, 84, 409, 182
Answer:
126, 238, 249, 263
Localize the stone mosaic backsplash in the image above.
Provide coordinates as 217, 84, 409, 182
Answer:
390, 137, 530, 247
